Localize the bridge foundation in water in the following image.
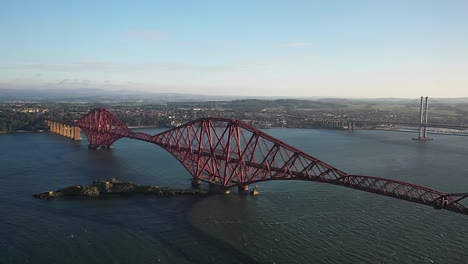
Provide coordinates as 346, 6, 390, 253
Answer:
347, 121, 356, 131
46, 120, 82, 141
191, 179, 202, 187
237, 185, 249, 193
209, 183, 231, 195
250, 186, 260, 196
88, 144, 113, 150
414, 96, 432, 141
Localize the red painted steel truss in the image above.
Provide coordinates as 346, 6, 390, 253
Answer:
76, 108, 133, 148
74, 108, 468, 216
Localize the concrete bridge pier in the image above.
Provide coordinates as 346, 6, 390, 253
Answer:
191, 178, 202, 188
250, 185, 260, 196
65, 125, 70, 138
209, 183, 231, 194
88, 143, 113, 150
47, 121, 82, 141
67, 125, 72, 138
237, 185, 249, 194
73, 127, 82, 140
88, 144, 101, 150
347, 121, 356, 131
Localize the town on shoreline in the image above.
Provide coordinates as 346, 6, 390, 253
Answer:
2, 96, 468, 134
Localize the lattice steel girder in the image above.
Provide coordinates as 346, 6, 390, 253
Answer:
76, 108, 132, 148
74, 108, 468, 216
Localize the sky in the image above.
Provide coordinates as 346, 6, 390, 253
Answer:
0, 0, 467, 98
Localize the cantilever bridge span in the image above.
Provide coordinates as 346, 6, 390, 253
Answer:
61, 108, 468, 216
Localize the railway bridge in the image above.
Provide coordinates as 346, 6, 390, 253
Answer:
46, 108, 468, 216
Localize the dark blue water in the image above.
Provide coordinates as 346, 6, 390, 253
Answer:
1, 129, 468, 263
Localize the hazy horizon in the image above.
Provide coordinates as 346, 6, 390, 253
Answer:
3, 87, 468, 102
1, 1, 467, 98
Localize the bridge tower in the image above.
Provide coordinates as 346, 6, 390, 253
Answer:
416, 96, 430, 141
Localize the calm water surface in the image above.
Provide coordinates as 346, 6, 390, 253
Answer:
1, 128, 468, 263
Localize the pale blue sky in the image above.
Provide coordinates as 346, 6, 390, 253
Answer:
1, 0, 467, 97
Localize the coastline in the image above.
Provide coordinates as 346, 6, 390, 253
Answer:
3, 127, 466, 137
0, 129, 46, 134
127, 125, 162, 129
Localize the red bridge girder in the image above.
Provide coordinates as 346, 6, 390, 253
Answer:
74, 108, 468, 216
75, 108, 132, 149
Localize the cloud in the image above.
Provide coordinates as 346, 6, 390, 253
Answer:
57, 78, 92, 86
0, 61, 242, 73
75, 61, 239, 72
281, 42, 312, 48
127, 29, 167, 41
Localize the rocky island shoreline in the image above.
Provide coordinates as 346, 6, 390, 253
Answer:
34, 178, 208, 199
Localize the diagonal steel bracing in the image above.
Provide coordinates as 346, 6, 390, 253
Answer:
74, 108, 468, 216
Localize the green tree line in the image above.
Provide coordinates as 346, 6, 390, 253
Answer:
0, 111, 48, 133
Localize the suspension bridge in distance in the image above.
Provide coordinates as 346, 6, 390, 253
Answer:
45, 107, 468, 217
302, 97, 468, 139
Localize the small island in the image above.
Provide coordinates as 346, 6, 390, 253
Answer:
34, 178, 208, 199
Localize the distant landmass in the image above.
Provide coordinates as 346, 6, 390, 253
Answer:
1, 88, 468, 104
0, 88, 260, 102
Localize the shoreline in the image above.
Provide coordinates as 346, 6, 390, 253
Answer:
127, 125, 162, 129
2, 127, 467, 136
0, 130, 46, 134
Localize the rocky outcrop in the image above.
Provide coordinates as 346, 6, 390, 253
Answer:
57, 185, 83, 196
81, 186, 99, 196
33, 179, 208, 199
34, 191, 64, 199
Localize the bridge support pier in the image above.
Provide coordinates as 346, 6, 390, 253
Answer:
209, 183, 230, 195
237, 185, 249, 194
58, 123, 63, 135
88, 143, 113, 150
347, 121, 355, 131
250, 185, 260, 196
67, 125, 72, 138
65, 125, 70, 138
73, 127, 82, 140
46, 121, 82, 140
88, 144, 101, 150
191, 178, 202, 188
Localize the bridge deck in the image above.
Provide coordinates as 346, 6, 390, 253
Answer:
71, 108, 468, 216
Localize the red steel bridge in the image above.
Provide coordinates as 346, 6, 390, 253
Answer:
52, 108, 468, 216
